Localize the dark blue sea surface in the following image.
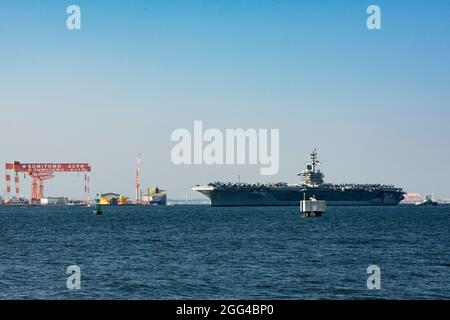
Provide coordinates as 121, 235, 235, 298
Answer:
0, 205, 449, 300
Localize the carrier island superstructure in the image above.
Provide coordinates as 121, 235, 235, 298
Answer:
192, 149, 405, 206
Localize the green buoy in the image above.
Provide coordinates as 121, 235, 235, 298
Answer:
93, 194, 102, 215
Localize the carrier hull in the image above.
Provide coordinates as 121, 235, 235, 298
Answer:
193, 186, 404, 207
193, 149, 405, 207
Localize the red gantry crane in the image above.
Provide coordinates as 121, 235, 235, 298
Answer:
4, 162, 91, 205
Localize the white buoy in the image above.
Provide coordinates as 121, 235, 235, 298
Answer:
300, 194, 326, 217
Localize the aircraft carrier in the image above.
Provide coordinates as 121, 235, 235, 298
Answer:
192, 149, 405, 206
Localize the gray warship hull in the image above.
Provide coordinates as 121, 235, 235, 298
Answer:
193, 186, 404, 206
193, 149, 405, 207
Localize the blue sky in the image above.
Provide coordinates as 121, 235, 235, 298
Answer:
1, 0, 450, 199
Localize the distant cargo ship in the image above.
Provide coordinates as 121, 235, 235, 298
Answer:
415, 195, 438, 206
142, 187, 167, 206
193, 149, 405, 206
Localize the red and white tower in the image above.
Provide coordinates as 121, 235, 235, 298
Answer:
136, 153, 141, 205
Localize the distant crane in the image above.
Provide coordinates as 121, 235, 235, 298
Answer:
30, 172, 54, 201
4, 162, 91, 204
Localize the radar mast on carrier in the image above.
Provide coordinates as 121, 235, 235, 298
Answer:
298, 148, 325, 187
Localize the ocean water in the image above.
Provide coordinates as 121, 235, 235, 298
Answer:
0, 205, 448, 300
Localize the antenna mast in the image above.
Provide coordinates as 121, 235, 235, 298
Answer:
310, 148, 320, 173
136, 153, 141, 205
